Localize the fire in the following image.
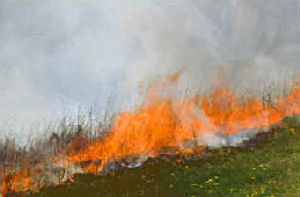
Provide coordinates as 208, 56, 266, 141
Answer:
1, 72, 300, 196
66, 72, 300, 173
1, 163, 45, 197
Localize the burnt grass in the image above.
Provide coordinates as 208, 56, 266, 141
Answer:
18, 116, 300, 197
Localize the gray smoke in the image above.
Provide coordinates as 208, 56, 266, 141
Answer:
1, 1, 300, 143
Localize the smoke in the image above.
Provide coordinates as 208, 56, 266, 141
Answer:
122, 1, 300, 92
1, 1, 300, 142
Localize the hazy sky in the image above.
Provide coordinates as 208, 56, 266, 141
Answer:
1, 0, 300, 141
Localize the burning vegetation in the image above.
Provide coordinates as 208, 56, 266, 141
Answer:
1, 72, 300, 197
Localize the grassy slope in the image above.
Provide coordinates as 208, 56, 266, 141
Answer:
30, 118, 300, 197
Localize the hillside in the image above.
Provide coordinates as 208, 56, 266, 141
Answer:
25, 116, 300, 197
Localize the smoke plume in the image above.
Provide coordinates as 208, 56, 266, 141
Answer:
1, 1, 299, 142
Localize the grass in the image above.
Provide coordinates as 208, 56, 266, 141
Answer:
26, 117, 300, 197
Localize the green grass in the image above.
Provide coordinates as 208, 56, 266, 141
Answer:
28, 117, 300, 197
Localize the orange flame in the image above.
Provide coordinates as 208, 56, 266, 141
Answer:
66, 72, 300, 173
1, 163, 45, 197
1, 72, 300, 196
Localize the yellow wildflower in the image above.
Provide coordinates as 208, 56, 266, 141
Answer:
206, 178, 213, 184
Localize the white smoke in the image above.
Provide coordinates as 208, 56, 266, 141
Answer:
1, 1, 300, 142
201, 129, 259, 148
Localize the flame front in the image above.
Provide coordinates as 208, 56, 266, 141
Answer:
1, 72, 300, 196
67, 73, 300, 172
